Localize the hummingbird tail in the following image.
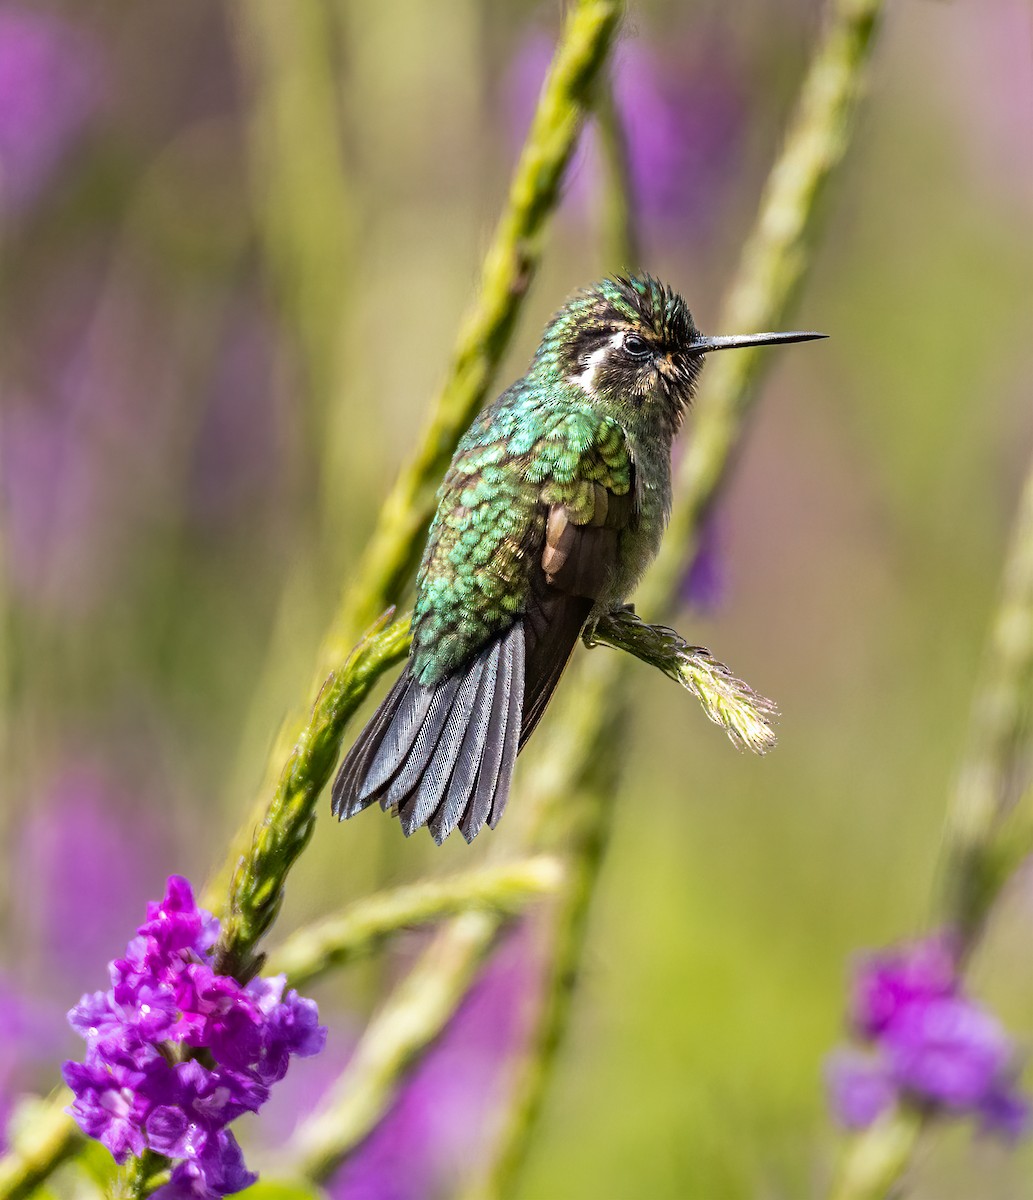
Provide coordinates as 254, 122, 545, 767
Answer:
330, 622, 526, 844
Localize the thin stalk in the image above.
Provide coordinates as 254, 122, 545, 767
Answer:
212, 612, 411, 982
594, 73, 641, 272
589, 607, 778, 754
269, 856, 565, 989
289, 910, 501, 1180
827, 1111, 924, 1200
640, 0, 885, 615
467, 710, 624, 1200
939, 461, 1033, 944
227, 0, 355, 531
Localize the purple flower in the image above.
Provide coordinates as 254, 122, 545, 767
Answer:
680, 512, 726, 613
0, 5, 102, 212
884, 997, 1013, 1110
850, 934, 957, 1039
827, 935, 1030, 1142
152, 1131, 257, 1200
64, 876, 326, 1191
825, 1051, 896, 1129
141, 875, 221, 959
62, 1051, 164, 1163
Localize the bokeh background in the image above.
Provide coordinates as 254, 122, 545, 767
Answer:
1, 1, 1031, 1197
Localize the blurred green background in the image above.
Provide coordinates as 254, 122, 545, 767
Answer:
1, 0, 1030, 1196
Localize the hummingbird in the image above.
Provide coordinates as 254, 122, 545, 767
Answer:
331, 275, 824, 844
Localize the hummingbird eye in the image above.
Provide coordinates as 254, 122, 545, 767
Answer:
623, 333, 651, 359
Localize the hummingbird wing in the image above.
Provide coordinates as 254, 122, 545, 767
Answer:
520, 473, 637, 747
332, 400, 635, 843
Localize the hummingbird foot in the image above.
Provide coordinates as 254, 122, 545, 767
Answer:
582, 603, 636, 648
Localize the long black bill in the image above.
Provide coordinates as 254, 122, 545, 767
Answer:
692, 330, 827, 353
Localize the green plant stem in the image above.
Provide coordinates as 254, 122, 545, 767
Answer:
286, 0, 885, 1189
113, 1151, 167, 1200
829, 451, 1033, 1200
288, 910, 501, 1180
269, 856, 565, 988
939, 459, 1033, 944
827, 1110, 924, 1200
466, 709, 625, 1200
227, 0, 355, 531
594, 74, 640, 272
212, 611, 412, 982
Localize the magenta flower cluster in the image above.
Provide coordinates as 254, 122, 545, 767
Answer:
63, 876, 326, 1197
827, 935, 1029, 1139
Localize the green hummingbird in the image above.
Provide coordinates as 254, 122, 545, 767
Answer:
332, 275, 823, 843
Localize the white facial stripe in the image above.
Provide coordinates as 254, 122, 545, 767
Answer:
571, 343, 607, 394
570, 331, 629, 394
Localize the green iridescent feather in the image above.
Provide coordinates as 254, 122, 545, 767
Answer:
411, 382, 632, 685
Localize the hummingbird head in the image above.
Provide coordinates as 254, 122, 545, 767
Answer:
533, 274, 825, 433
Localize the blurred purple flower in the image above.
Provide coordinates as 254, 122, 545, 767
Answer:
679, 512, 726, 613
3, 287, 287, 612
64, 876, 326, 1191
505, 31, 745, 237
827, 935, 1030, 1142
2, 383, 105, 610
16, 762, 164, 986
189, 305, 286, 525
825, 1051, 895, 1129
885, 998, 1015, 1111
0, 5, 102, 212
330, 930, 537, 1200
2, 319, 154, 615
850, 934, 957, 1038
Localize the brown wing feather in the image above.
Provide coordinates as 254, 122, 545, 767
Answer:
519, 479, 637, 747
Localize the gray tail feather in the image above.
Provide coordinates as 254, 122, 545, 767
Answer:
330, 622, 525, 844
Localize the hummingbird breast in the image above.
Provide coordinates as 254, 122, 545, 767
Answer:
598, 431, 672, 612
